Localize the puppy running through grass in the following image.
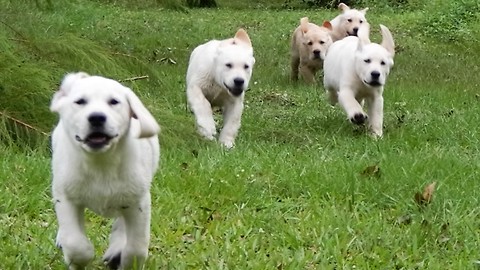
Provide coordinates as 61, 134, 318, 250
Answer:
290, 17, 333, 84
50, 72, 160, 269
186, 28, 255, 148
330, 3, 368, 42
323, 23, 395, 137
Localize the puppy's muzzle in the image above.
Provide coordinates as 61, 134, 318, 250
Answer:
225, 77, 245, 96
75, 112, 117, 150
365, 71, 382, 87
348, 27, 359, 36
313, 50, 321, 59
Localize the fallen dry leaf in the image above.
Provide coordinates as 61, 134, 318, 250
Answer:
414, 182, 437, 206
396, 214, 412, 225
360, 164, 381, 178
423, 182, 437, 203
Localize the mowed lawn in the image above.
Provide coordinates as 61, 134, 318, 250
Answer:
1, 1, 480, 269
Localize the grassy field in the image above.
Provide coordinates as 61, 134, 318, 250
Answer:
1, 0, 480, 269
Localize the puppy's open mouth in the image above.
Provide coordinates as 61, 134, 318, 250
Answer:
224, 83, 243, 97
364, 80, 383, 87
76, 132, 117, 149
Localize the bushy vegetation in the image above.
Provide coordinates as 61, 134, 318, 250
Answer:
1, 0, 480, 269
420, 0, 480, 42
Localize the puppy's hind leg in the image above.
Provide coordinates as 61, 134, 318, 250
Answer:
187, 84, 217, 140
291, 54, 300, 82
219, 100, 244, 149
103, 217, 126, 269
326, 89, 338, 106
120, 195, 151, 269
299, 64, 316, 85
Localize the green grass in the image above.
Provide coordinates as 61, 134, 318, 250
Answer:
1, 0, 480, 269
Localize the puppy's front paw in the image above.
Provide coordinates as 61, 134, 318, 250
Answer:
219, 138, 235, 149
350, 113, 368, 125
370, 129, 383, 139
198, 126, 217, 141
103, 252, 122, 270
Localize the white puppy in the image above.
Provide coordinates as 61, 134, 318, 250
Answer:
50, 72, 160, 269
186, 28, 255, 148
323, 23, 395, 137
330, 3, 368, 42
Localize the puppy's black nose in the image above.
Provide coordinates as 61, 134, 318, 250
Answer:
313, 50, 321, 57
353, 27, 359, 35
371, 71, 380, 80
88, 113, 107, 127
233, 78, 244, 87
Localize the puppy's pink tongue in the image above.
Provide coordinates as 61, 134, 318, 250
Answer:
87, 134, 108, 143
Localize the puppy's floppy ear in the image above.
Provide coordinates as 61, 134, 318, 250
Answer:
322, 21, 333, 31
300, 17, 309, 34
338, 3, 350, 11
124, 87, 160, 138
234, 28, 252, 47
50, 72, 90, 112
380, 24, 395, 57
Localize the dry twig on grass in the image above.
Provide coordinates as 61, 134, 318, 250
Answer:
0, 112, 50, 137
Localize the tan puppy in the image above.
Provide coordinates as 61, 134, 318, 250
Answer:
323, 23, 395, 137
291, 17, 333, 84
330, 3, 368, 42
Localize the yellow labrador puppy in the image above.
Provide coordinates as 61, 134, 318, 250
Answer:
50, 72, 160, 269
323, 23, 395, 137
186, 29, 255, 148
291, 17, 333, 84
330, 3, 368, 42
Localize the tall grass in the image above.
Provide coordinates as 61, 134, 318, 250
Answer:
1, 0, 480, 269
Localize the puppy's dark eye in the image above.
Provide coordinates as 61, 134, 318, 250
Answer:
320, 41, 325, 45
364, 59, 371, 63
74, 98, 87, 105
244, 64, 249, 69
380, 61, 386, 65
360, 20, 364, 23
307, 41, 313, 46
226, 63, 232, 68
347, 19, 353, 23
109, 98, 119, 105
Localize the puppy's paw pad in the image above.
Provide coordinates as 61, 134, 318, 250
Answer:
104, 252, 121, 270
350, 113, 367, 125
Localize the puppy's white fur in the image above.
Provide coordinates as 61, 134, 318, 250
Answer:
330, 3, 368, 42
291, 17, 333, 84
50, 72, 160, 269
323, 24, 395, 137
186, 29, 255, 148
